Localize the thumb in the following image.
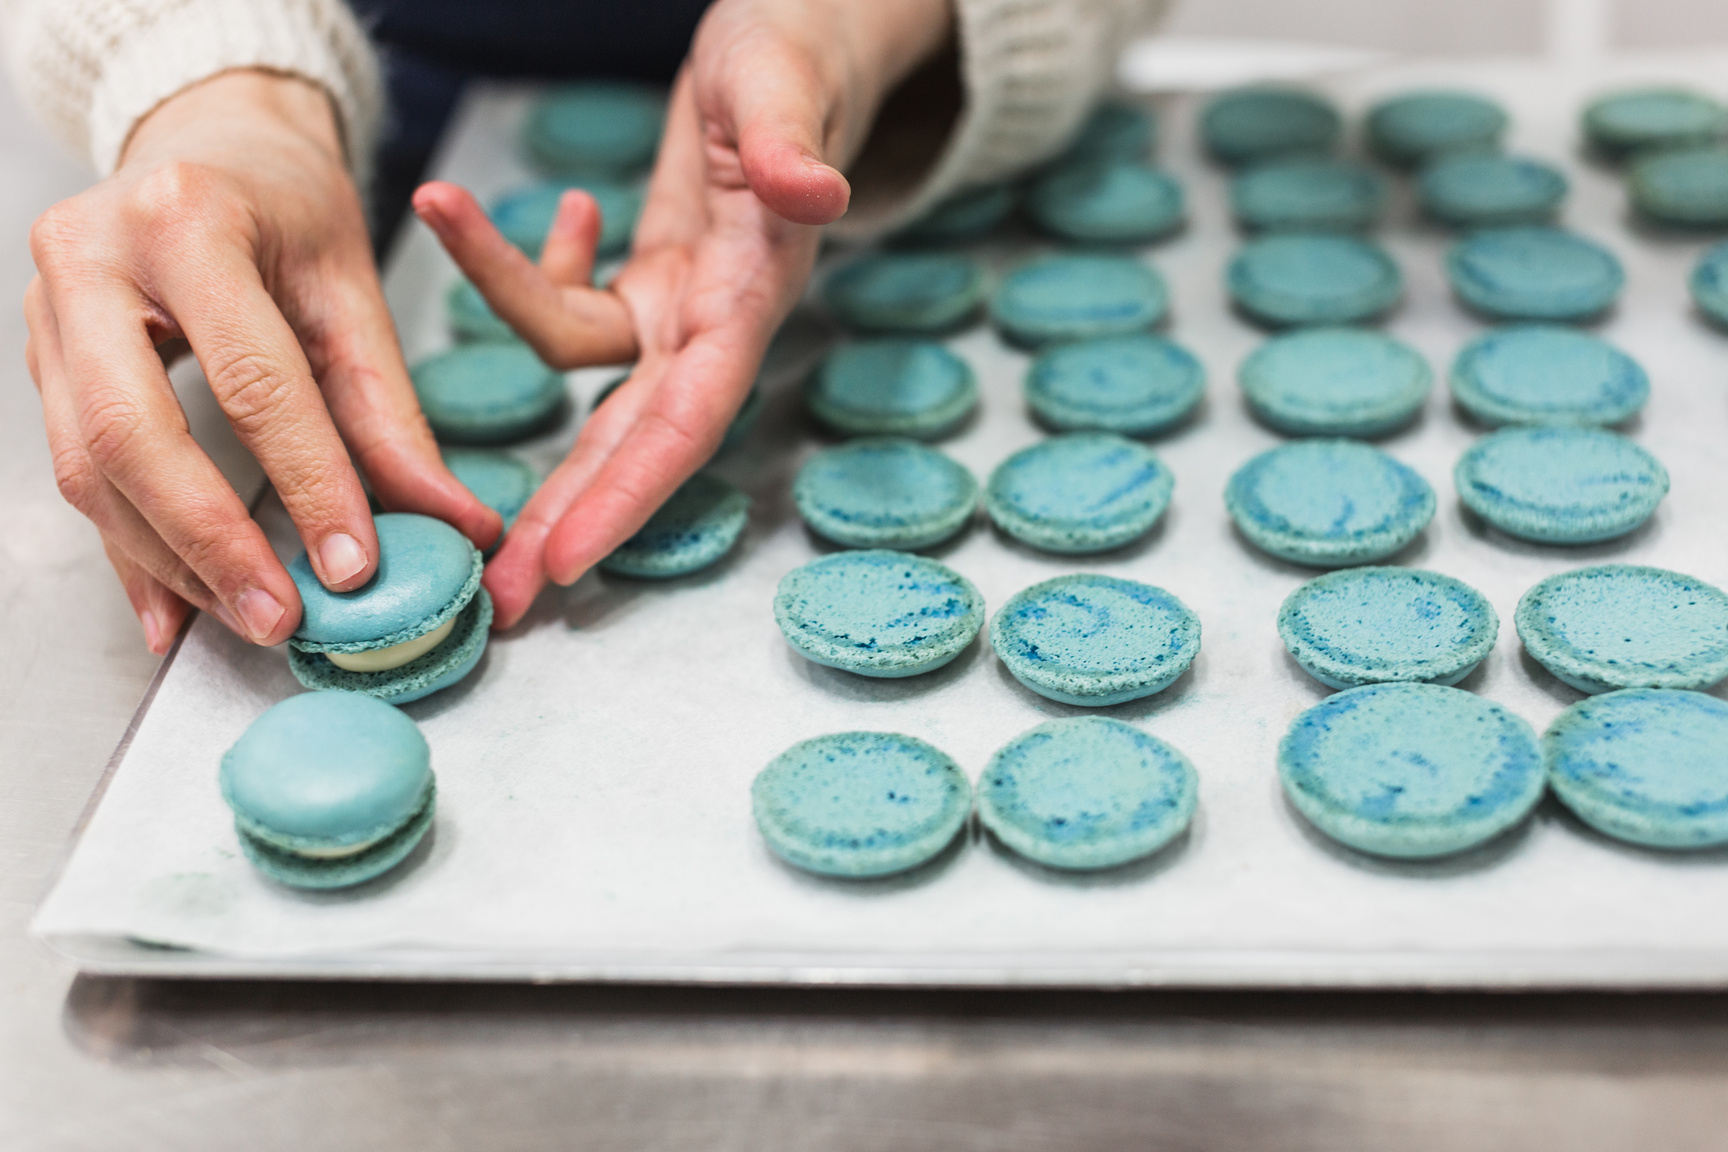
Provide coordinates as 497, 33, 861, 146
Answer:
715, 48, 851, 226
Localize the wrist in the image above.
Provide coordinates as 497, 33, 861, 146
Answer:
122, 69, 344, 169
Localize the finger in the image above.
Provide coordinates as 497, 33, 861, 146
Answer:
413, 181, 636, 368
633, 68, 711, 252
103, 535, 192, 655
702, 42, 850, 224
539, 188, 602, 287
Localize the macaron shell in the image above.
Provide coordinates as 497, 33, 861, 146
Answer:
1025, 159, 1185, 244
984, 433, 1174, 554
1201, 88, 1342, 165
521, 82, 665, 176
1584, 87, 1726, 156
1238, 327, 1431, 438
1417, 154, 1568, 228
1454, 426, 1669, 544
991, 255, 1169, 345
1064, 101, 1156, 163
774, 550, 985, 678
1024, 335, 1205, 436
441, 449, 539, 534
1629, 146, 1728, 227
446, 279, 515, 342
489, 180, 641, 259
1689, 241, 1728, 326
1367, 90, 1508, 166
289, 589, 493, 705
1227, 234, 1403, 327
290, 513, 483, 652
1515, 565, 1728, 694
411, 342, 568, 446
1448, 325, 1648, 427
823, 254, 986, 333
1278, 567, 1498, 690
793, 439, 978, 550
805, 340, 978, 439
1225, 440, 1436, 567
1446, 227, 1624, 321
1230, 159, 1388, 232
599, 473, 751, 579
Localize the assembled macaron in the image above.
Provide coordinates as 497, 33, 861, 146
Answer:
411, 342, 568, 445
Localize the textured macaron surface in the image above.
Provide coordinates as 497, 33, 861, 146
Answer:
1448, 325, 1648, 427
1279, 682, 1543, 858
1238, 327, 1431, 437
1227, 234, 1402, 326
290, 513, 481, 652
985, 433, 1174, 554
1446, 227, 1624, 320
823, 253, 985, 332
442, 449, 539, 532
1025, 159, 1185, 243
1417, 154, 1567, 226
978, 717, 1198, 870
752, 731, 970, 877
806, 340, 977, 438
1367, 90, 1507, 164
411, 341, 566, 445
1585, 87, 1725, 153
991, 574, 1200, 706
1454, 426, 1669, 544
1201, 87, 1341, 164
991, 255, 1168, 344
1545, 689, 1728, 849
1690, 241, 1728, 324
774, 550, 984, 677
1025, 335, 1204, 435
793, 439, 978, 550
1278, 567, 1498, 690
522, 82, 665, 175
1230, 159, 1387, 231
488, 180, 640, 258
1515, 566, 1728, 693
1225, 440, 1435, 566
600, 473, 750, 578
1630, 146, 1728, 226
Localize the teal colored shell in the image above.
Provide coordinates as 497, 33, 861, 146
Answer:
1689, 241, 1728, 326
1238, 327, 1431, 438
1584, 88, 1726, 159
889, 184, 1017, 247
1230, 159, 1388, 232
1366, 90, 1508, 167
411, 342, 567, 445
446, 279, 515, 342
489, 180, 641, 259
1417, 154, 1568, 228
1025, 159, 1185, 244
1024, 335, 1204, 436
1225, 440, 1435, 567
751, 731, 970, 877
1278, 682, 1543, 859
1515, 565, 1728, 694
991, 255, 1169, 345
599, 473, 750, 578
792, 439, 978, 550
1629, 146, 1728, 228
521, 82, 665, 177
1454, 427, 1669, 544
1227, 234, 1403, 327
1448, 325, 1648, 427
978, 717, 1197, 870
1200, 87, 1341, 166
991, 574, 1200, 706
288, 591, 493, 706
774, 550, 984, 678
289, 513, 482, 652
1446, 227, 1624, 322
804, 340, 978, 439
1064, 101, 1157, 162
441, 449, 539, 534
221, 691, 436, 889
1545, 689, 1728, 849
823, 253, 986, 333
1278, 567, 1498, 690
984, 433, 1174, 554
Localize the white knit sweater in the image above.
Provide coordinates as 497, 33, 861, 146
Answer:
0, 0, 1164, 234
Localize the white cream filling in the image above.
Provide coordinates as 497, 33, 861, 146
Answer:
323, 615, 456, 673
296, 836, 385, 859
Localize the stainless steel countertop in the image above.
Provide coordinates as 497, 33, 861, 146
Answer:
4, 79, 1728, 1152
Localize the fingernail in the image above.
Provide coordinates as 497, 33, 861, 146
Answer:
318, 532, 367, 586
140, 610, 163, 653
234, 588, 287, 643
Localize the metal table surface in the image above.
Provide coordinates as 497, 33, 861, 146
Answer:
4, 75, 1728, 1152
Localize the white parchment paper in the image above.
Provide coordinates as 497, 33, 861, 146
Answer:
33, 57, 1728, 985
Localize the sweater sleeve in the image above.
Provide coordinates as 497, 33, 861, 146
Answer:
1, 0, 381, 175
832, 0, 1170, 241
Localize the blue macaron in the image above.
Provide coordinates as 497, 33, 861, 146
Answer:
991, 574, 1200, 706
1545, 689, 1728, 849
1225, 440, 1435, 567
446, 279, 515, 343
441, 449, 539, 542
823, 253, 987, 333
521, 82, 665, 177
220, 691, 436, 889
774, 550, 984, 678
1200, 87, 1341, 166
1629, 146, 1728, 228
805, 340, 978, 439
1584, 87, 1726, 158
1446, 227, 1624, 321
1025, 159, 1185, 245
411, 342, 568, 446
287, 514, 491, 706
1448, 325, 1648, 427
977, 717, 1197, 870
984, 433, 1174, 554
889, 183, 1017, 247
1230, 159, 1388, 233
1455, 426, 1669, 544
1278, 682, 1543, 859
1278, 567, 1499, 690
599, 473, 750, 578
1367, 90, 1508, 168
1417, 153, 1568, 228
1227, 234, 1403, 327
752, 731, 971, 877
1238, 327, 1431, 438
489, 180, 641, 260
1064, 101, 1157, 163
793, 438, 978, 550
1515, 565, 1728, 694
990, 255, 1168, 346
1024, 335, 1204, 436
1690, 240, 1728, 327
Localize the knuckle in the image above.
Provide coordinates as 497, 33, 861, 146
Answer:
28, 200, 90, 273
203, 347, 298, 435
49, 442, 101, 514
78, 388, 147, 469
131, 160, 221, 224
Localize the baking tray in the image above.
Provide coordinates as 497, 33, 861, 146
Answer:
32, 56, 1728, 986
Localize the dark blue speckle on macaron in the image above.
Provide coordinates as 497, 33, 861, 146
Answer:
1367, 90, 1508, 167
1446, 227, 1623, 321
793, 438, 978, 550
823, 253, 986, 333
1225, 440, 1435, 567
889, 183, 1017, 247
752, 731, 970, 877
774, 550, 984, 678
600, 473, 750, 579
991, 255, 1168, 346
1239, 327, 1431, 438
411, 342, 567, 446
985, 433, 1174, 554
1515, 565, 1728, 694
1584, 87, 1726, 158
220, 691, 436, 889
1689, 241, 1728, 327
442, 448, 539, 536
489, 180, 641, 259
1230, 159, 1388, 233
1200, 87, 1341, 166
805, 340, 978, 439
1448, 325, 1648, 427
1278, 567, 1498, 690
1278, 682, 1543, 859
446, 279, 515, 343
521, 82, 665, 177
1025, 159, 1185, 245
1630, 146, 1728, 228
978, 717, 1197, 870
1024, 335, 1204, 436
1417, 153, 1568, 228
1227, 234, 1403, 327
1455, 426, 1668, 544
1545, 689, 1728, 849
991, 574, 1200, 706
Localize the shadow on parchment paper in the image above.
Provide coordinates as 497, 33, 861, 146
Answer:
783, 629, 987, 702
1454, 500, 1664, 557
981, 812, 1198, 889
988, 649, 1200, 726
1277, 782, 1536, 880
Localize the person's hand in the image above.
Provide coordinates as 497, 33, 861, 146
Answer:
26, 70, 501, 655
413, 0, 952, 629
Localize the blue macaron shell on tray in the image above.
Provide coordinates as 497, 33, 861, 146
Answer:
1225, 440, 1436, 567
1445, 227, 1624, 321
985, 433, 1174, 554
1455, 426, 1669, 544
1238, 327, 1431, 437
1515, 565, 1728, 694
1448, 325, 1648, 427
1278, 567, 1499, 689
774, 550, 985, 678
793, 438, 979, 550
1024, 335, 1205, 436
1227, 234, 1403, 327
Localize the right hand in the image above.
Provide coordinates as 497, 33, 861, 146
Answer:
26, 69, 501, 655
